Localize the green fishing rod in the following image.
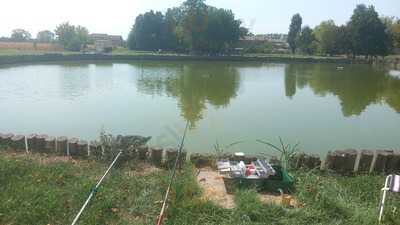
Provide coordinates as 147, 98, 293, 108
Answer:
156, 120, 190, 225
71, 150, 123, 225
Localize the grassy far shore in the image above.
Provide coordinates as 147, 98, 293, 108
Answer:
0, 48, 344, 58
2, 47, 396, 60
1, 151, 400, 225
0, 48, 399, 68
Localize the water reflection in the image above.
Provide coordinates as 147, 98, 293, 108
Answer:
58, 63, 91, 100
284, 64, 400, 116
136, 62, 240, 127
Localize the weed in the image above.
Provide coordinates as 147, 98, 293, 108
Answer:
213, 140, 243, 159
257, 137, 299, 170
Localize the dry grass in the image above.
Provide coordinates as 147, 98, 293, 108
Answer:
0, 41, 62, 51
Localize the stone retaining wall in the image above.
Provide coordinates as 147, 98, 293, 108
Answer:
0, 132, 185, 168
0, 132, 398, 174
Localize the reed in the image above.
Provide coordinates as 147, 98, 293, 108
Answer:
257, 137, 300, 170
213, 140, 243, 159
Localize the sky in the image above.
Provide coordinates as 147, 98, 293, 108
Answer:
0, 0, 399, 39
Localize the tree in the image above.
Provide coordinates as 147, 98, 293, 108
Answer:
297, 26, 317, 55
333, 25, 353, 55
127, 26, 136, 50
239, 26, 249, 38
393, 20, 400, 49
204, 7, 242, 53
164, 7, 183, 50
55, 22, 89, 51
348, 4, 391, 57
128, 11, 165, 50
11, 29, 31, 41
128, 1, 244, 54
287, 14, 302, 54
313, 20, 338, 55
66, 36, 83, 51
75, 26, 89, 48
55, 23, 76, 48
181, 0, 209, 52
36, 30, 55, 43
381, 16, 400, 49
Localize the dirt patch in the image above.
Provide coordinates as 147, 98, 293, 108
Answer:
197, 168, 236, 209
37, 155, 76, 165
197, 168, 299, 209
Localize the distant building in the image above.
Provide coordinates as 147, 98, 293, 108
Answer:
242, 33, 288, 43
236, 33, 289, 54
108, 35, 123, 47
90, 33, 108, 42
89, 33, 123, 52
94, 40, 113, 53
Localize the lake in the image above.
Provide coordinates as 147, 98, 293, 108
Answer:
0, 61, 399, 155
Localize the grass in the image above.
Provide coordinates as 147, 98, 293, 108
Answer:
0, 152, 169, 225
0, 47, 351, 59
111, 48, 350, 60
0, 151, 399, 225
0, 49, 81, 56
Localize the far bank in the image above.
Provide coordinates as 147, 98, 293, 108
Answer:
0, 53, 371, 66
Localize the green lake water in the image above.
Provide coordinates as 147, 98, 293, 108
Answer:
0, 61, 399, 155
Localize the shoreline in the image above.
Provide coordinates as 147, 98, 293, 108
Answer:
1, 132, 398, 174
0, 53, 370, 66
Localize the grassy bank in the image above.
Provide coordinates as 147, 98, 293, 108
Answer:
0, 152, 399, 225
0, 48, 366, 66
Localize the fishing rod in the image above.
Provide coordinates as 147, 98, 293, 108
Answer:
71, 150, 123, 225
156, 120, 190, 225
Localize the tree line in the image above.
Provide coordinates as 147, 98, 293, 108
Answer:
2, 23, 91, 52
288, 4, 400, 57
2, 2, 399, 56
127, 0, 248, 54
0, 29, 54, 43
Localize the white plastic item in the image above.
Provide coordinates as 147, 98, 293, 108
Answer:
239, 161, 246, 176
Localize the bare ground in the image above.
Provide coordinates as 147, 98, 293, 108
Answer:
196, 168, 298, 209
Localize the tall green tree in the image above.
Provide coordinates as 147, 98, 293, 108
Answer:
55, 23, 76, 48
313, 20, 338, 55
297, 26, 317, 55
348, 4, 391, 57
11, 29, 31, 41
393, 21, 400, 49
381, 16, 400, 49
55, 22, 89, 51
333, 25, 353, 55
204, 7, 242, 53
164, 7, 183, 50
128, 1, 244, 54
127, 26, 136, 50
287, 14, 302, 54
75, 26, 89, 48
393, 20, 400, 49
36, 30, 54, 43
181, 0, 208, 52
128, 11, 165, 50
